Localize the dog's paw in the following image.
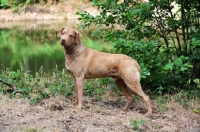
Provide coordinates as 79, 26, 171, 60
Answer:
117, 109, 128, 114
144, 111, 152, 117
120, 107, 128, 112
76, 105, 82, 111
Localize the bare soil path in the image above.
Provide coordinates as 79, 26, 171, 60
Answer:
0, 95, 199, 132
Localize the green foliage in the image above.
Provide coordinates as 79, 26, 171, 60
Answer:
84, 78, 114, 100
77, 0, 200, 95
0, 68, 71, 104
0, 0, 9, 9
183, 78, 200, 100
0, 0, 61, 11
131, 119, 145, 131
0, 68, 113, 104
194, 108, 200, 114
9, 0, 31, 12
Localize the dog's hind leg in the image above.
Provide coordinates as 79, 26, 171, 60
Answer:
113, 78, 133, 111
122, 71, 152, 115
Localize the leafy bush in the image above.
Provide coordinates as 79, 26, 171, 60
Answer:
77, 0, 200, 95
0, 0, 9, 9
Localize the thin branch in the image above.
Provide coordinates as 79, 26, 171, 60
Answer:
153, 13, 169, 48
0, 80, 14, 89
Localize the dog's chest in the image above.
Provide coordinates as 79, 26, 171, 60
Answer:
65, 60, 71, 70
65, 65, 70, 70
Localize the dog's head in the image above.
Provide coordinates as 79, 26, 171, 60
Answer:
57, 27, 82, 47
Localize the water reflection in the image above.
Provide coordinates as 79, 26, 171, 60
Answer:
0, 20, 112, 75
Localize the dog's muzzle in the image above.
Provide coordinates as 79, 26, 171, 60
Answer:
60, 38, 66, 46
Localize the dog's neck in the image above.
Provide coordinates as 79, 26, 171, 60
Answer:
63, 42, 86, 58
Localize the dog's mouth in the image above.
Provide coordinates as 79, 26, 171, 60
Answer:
60, 42, 65, 46
60, 40, 66, 46
60, 39, 66, 46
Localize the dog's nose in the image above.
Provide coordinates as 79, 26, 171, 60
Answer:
60, 38, 66, 45
61, 38, 66, 42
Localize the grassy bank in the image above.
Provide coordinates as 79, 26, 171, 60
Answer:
0, 68, 199, 113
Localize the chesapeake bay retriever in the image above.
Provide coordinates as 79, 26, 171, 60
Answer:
57, 27, 152, 115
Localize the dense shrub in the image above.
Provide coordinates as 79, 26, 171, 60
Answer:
77, 0, 200, 95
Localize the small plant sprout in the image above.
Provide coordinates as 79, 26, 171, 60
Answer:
131, 119, 145, 131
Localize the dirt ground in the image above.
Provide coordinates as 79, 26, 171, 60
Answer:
0, 94, 199, 132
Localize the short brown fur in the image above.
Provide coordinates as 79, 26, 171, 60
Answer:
57, 27, 152, 115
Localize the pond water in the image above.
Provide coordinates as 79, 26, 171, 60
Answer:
0, 20, 112, 75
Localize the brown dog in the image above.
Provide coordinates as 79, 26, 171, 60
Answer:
57, 27, 152, 115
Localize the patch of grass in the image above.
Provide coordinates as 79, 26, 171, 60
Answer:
23, 127, 43, 132
84, 78, 115, 100
0, 68, 73, 104
155, 95, 169, 111
151, 92, 200, 113
173, 91, 200, 109
0, 68, 113, 105
131, 119, 145, 131
194, 108, 200, 114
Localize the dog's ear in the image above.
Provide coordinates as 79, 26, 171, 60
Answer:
75, 30, 82, 44
57, 28, 64, 37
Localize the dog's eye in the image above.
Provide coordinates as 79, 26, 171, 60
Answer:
69, 35, 74, 37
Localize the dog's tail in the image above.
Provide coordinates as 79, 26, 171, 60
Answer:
136, 62, 141, 73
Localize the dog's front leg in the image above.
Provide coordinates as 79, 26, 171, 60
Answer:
74, 76, 84, 110
73, 76, 78, 104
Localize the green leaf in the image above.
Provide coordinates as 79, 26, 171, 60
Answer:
194, 109, 200, 113
175, 58, 182, 65
194, 79, 200, 85
164, 63, 173, 70
132, 9, 142, 14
